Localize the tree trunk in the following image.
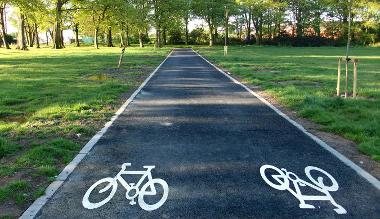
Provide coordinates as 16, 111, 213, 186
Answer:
244, 9, 252, 42
313, 11, 321, 37
35, 23, 40, 48
107, 26, 113, 47
46, 31, 49, 45
94, 27, 99, 49
258, 20, 263, 44
74, 23, 79, 47
246, 20, 251, 41
155, 28, 161, 48
296, 22, 303, 37
16, 14, 27, 50
185, 17, 189, 45
126, 25, 130, 46
277, 20, 281, 36
341, 14, 348, 40
53, 0, 64, 49
61, 29, 64, 47
238, 20, 242, 39
0, 6, 10, 49
252, 16, 263, 45
225, 11, 229, 46
162, 27, 166, 46
49, 29, 53, 42
30, 22, 36, 47
119, 27, 124, 48
153, 0, 161, 48
138, 30, 143, 48
27, 22, 34, 47
214, 27, 218, 43
25, 23, 30, 46
206, 18, 213, 46
295, 9, 303, 37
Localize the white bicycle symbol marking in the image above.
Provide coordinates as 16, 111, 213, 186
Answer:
82, 163, 169, 211
260, 165, 346, 214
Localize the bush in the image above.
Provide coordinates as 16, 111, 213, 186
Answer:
0, 34, 16, 47
168, 29, 184, 45
189, 28, 209, 45
261, 31, 342, 47
243, 35, 256, 44
229, 37, 243, 45
129, 33, 150, 45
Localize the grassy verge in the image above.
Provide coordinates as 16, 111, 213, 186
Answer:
197, 46, 380, 161
0, 45, 170, 218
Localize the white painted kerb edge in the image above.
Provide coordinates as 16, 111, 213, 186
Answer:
192, 48, 380, 191
20, 50, 174, 219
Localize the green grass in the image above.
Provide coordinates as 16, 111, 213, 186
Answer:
197, 46, 380, 161
0, 45, 170, 217
0, 180, 30, 205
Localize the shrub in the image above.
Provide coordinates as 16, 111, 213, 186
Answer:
189, 28, 209, 45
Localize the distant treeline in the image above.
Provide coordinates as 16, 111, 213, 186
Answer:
0, 0, 379, 50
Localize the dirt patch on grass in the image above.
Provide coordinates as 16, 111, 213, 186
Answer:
87, 67, 155, 83
0, 115, 27, 123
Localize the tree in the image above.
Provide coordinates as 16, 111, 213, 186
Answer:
1, 0, 380, 49
127, 0, 150, 48
12, 0, 43, 50
75, 0, 111, 49
0, 2, 10, 49
52, 0, 68, 49
177, 0, 192, 45
16, 12, 27, 49
192, 0, 232, 46
236, 0, 253, 41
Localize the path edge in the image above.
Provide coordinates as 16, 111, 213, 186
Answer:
19, 49, 174, 219
192, 48, 380, 191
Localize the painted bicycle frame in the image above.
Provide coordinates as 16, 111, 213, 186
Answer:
82, 163, 169, 211
101, 163, 157, 202
260, 165, 346, 214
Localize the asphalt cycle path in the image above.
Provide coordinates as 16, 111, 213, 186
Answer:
29, 49, 380, 218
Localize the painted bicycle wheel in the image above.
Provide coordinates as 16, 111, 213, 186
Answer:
260, 165, 289, 190
305, 166, 339, 191
138, 178, 169, 211
82, 177, 118, 209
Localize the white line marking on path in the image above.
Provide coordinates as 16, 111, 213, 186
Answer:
192, 49, 380, 191
260, 164, 346, 214
82, 163, 169, 211
20, 50, 174, 219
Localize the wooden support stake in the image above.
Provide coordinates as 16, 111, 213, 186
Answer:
337, 58, 341, 96
353, 59, 358, 98
117, 47, 126, 69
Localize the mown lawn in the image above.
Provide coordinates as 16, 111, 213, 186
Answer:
0, 45, 170, 218
197, 46, 380, 161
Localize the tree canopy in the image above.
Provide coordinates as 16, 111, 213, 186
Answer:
0, 0, 379, 49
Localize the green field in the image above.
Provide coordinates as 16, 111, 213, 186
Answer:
197, 46, 380, 161
0, 46, 169, 217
